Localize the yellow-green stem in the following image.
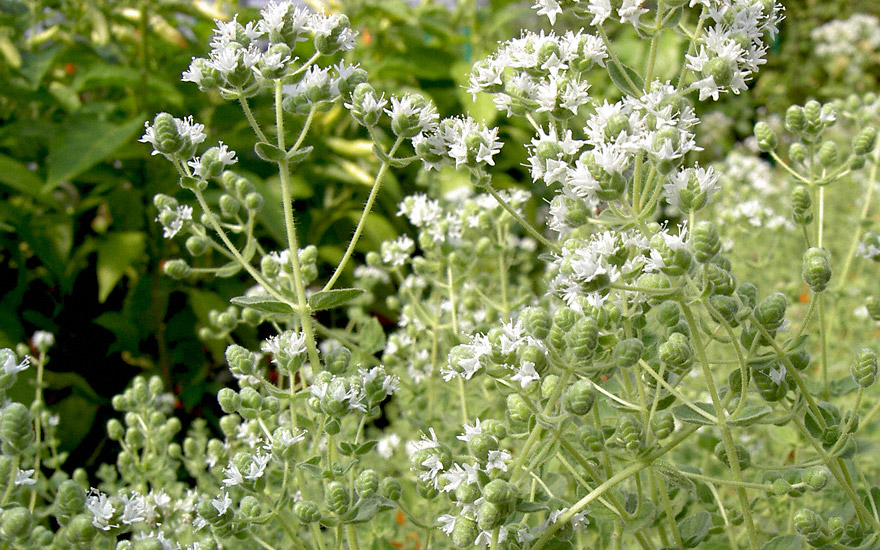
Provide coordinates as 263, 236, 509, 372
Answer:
323, 137, 403, 292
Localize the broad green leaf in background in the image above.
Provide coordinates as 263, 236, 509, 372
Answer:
16, 43, 62, 90
96, 231, 146, 302
45, 116, 144, 190
0, 153, 54, 206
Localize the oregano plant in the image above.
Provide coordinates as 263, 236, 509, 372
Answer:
2, 1, 880, 550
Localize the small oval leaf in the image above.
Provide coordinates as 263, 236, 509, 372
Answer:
230, 295, 294, 314
287, 145, 314, 164
728, 404, 773, 427
255, 142, 287, 162
672, 403, 717, 425
607, 61, 645, 97
309, 288, 365, 311
678, 511, 711, 548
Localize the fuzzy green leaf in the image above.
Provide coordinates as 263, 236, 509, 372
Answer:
728, 404, 773, 426
229, 295, 294, 315
607, 61, 645, 97
309, 288, 365, 311
254, 142, 286, 162
761, 534, 803, 550
678, 511, 711, 548
672, 403, 717, 425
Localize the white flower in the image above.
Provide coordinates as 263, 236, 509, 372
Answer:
222, 463, 244, 487
533, 0, 562, 25
14, 469, 35, 486
511, 361, 540, 388
32, 331, 54, 353
1, 351, 29, 376
244, 453, 271, 481
486, 450, 511, 472
274, 427, 307, 448
212, 492, 232, 515
457, 419, 483, 443
439, 514, 457, 535
156, 204, 193, 240
86, 490, 117, 531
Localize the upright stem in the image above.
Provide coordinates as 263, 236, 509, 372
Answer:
482, 184, 559, 252
323, 136, 404, 292
274, 81, 321, 373
28, 352, 45, 512
680, 303, 760, 550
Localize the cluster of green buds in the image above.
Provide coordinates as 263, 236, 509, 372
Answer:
105, 376, 181, 487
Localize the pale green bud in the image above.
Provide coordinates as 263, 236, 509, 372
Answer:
754, 121, 777, 151
802, 247, 831, 293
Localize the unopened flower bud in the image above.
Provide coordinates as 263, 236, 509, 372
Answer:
477, 501, 506, 531
785, 105, 806, 133
452, 515, 479, 547
615, 416, 643, 453
854, 127, 877, 156
219, 194, 240, 218
324, 346, 351, 375
568, 316, 598, 359
851, 348, 877, 388
218, 388, 240, 413
578, 426, 605, 453
817, 141, 838, 167
866, 296, 880, 321
802, 247, 831, 293
148, 113, 185, 156
553, 307, 578, 331
522, 307, 551, 340
55, 480, 86, 524
692, 221, 721, 263
612, 338, 644, 368
789, 142, 807, 164
507, 394, 533, 423
651, 411, 675, 439
793, 508, 823, 537
563, 380, 595, 415
791, 186, 813, 225
754, 292, 787, 331
468, 433, 498, 461
65, 513, 97, 544
219, 414, 240, 438
0, 507, 30, 540
804, 101, 823, 131
380, 477, 402, 501
703, 56, 735, 87
162, 259, 191, 279
355, 469, 379, 497
245, 192, 264, 211
325, 481, 349, 514
186, 235, 210, 257
294, 500, 321, 524
659, 333, 693, 374
754, 122, 777, 151
1, 402, 33, 456
804, 466, 829, 491
483, 479, 516, 507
